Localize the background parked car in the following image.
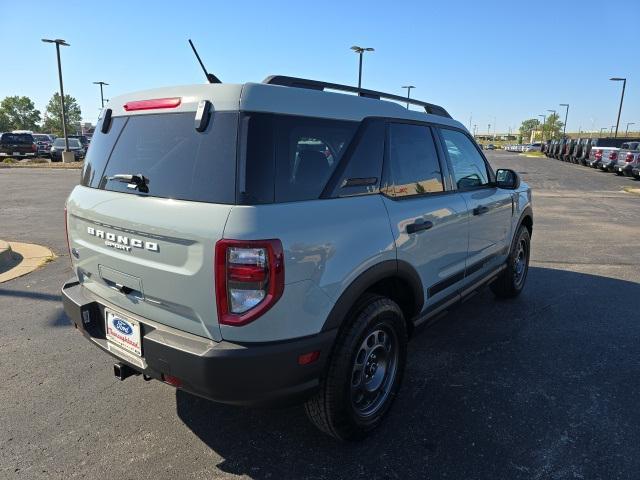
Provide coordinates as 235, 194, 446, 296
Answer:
0, 132, 37, 158
611, 142, 640, 175
68, 134, 90, 151
50, 138, 85, 162
32, 134, 54, 158
525, 142, 542, 152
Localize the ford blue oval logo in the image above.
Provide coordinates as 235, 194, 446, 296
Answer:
112, 318, 133, 336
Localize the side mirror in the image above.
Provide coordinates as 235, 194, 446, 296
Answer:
496, 169, 520, 189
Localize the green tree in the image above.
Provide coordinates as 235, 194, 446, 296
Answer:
0, 96, 41, 131
519, 118, 541, 142
543, 113, 564, 139
42, 93, 82, 136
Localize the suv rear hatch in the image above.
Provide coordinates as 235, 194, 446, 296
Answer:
66, 95, 240, 341
0, 133, 35, 155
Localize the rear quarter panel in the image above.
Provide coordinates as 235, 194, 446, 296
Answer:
221, 195, 396, 342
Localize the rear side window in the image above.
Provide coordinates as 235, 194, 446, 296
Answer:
1, 133, 33, 144
385, 123, 444, 198
440, 128, 490, 190
93, 112, 238, 204
328, 119, 385, 197
242, 113, 358, 203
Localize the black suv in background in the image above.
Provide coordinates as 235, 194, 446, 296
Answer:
68, 135, 90, 151
0, 132, 37, 159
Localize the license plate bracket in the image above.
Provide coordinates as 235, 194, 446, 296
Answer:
105, 310, 142, 357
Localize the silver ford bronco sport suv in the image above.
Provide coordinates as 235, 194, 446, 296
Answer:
62, 75, 532, 440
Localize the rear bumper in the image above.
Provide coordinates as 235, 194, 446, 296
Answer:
62, 278, 336, 407
0, 152, 35, 157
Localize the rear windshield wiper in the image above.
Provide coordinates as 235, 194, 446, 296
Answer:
108, 174, 149, 193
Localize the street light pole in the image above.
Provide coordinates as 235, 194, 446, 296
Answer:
42, 38, 70, 153
559, 104, 569, 136
625, 122, 635, 137
610, 126, 615, 136
351, 46, 374, 90
600, 127, 608, 135
610, 77, 626, 138
538, 115, 546, 141
93, 81, 109, 108
401, 86, 415, 109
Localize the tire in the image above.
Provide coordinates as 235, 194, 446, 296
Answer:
491, 225, 531, 298
305, 294, 408, 441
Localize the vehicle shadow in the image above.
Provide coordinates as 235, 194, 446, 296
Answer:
176, 266, 640, 479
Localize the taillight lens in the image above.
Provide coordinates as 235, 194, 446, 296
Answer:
215, 239, 284, 326
626, 152, 634, 162
595, 149, 603, 160
609, 151, 617, 160
32, 143, 37, 152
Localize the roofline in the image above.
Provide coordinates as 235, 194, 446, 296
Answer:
262, 75, 451, 118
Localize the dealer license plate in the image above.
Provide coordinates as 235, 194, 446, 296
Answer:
105, 310, 142, 356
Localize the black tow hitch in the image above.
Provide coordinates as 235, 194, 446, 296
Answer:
113, 362, 138, 381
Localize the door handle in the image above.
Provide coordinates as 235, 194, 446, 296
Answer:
473, 205, 490, 216
406, 220, 434, 234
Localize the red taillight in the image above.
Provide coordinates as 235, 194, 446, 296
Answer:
626, 152, 634, 162
215, 239, 284, 326
595, 149, 603, 160
123, 97, 181, 111
609, 151, 617, 160
31, 143, 37, 152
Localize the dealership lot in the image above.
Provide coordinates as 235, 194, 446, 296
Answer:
1, 151, 639, 479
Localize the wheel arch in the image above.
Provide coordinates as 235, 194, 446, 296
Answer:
321, 260, 424, 335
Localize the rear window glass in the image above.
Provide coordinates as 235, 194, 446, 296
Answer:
85, 112, 238, 204
242, 113, 358, 203
54, 138, 81, 148
1, 133, 33, 144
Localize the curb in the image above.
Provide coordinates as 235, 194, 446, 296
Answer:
0, 241, 56, 283
0, 240, 16, 270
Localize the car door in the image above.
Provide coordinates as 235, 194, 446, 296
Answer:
381, 122, 469, 312
437, 127, 513, 278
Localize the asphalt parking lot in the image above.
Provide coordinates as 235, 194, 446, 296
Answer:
1, 152, 639, 479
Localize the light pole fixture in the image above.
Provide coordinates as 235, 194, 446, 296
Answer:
599, 127, 608, 135
93, 81, 109, 108
42, 38, 70, 153
401, 86, 415, 109
610, 77, 626, 138
610, 125, 615, 135
559, 104, 569, 136
625, 122, 635, 137
350, 45, 374, 90
538, 115, 546, 141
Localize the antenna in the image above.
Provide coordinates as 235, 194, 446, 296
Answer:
188, 39, 221, 84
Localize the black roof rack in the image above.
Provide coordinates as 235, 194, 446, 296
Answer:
262, 75, 452, 118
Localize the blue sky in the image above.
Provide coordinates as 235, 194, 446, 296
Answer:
2, 0, 638, 134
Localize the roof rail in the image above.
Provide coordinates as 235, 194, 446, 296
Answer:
262, 75, 452, 118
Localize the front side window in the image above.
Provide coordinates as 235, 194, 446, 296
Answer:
440, 128, 490, 190
385, 123, 444, 198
